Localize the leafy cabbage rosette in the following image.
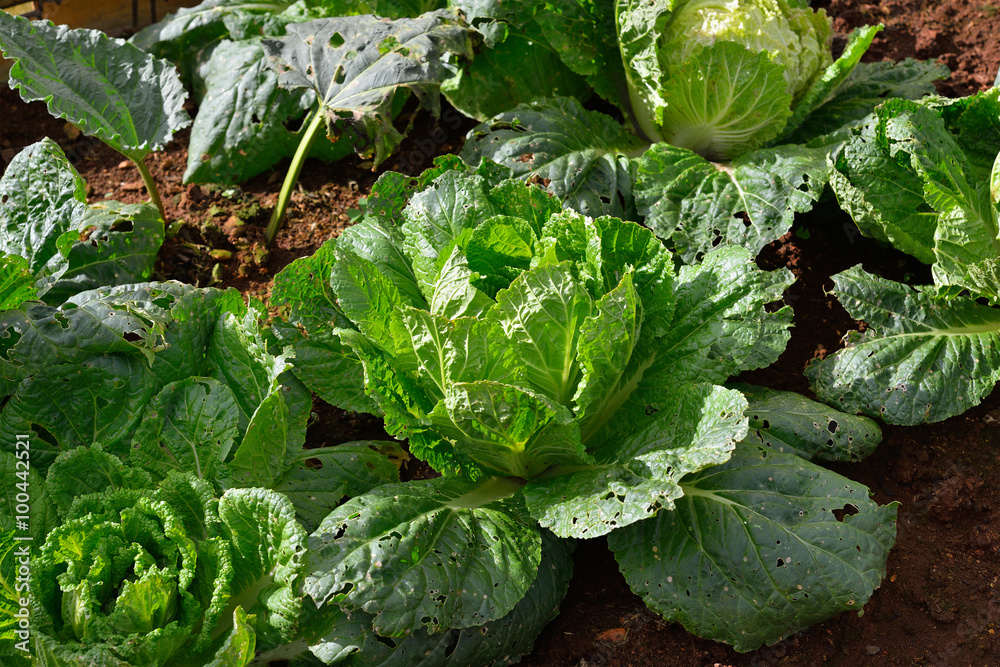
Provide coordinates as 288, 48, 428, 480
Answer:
26, 448, 307, 666
462, 0, 948, 262
271, 159, 897, 652
807, 89, 1000, 424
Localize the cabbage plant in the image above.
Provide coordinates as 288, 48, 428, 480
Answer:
462, 0, 947, 263
0, 13, 190, 225
807, 89, 1000, 424
270, 158, 897, 653
619, 0, 831, 159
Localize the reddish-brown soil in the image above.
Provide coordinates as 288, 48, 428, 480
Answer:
3, 0, 1000, 665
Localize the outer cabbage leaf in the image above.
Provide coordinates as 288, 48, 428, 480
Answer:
303, 530, 572, 667
831, 92, 1000, 296
263, 12, 473, 167
305, 476, 541, 636
0, 13, 190, 162
218, 488, 308, 647
0, 287, 168, 398
785, 57, 948, 145
525, 383, 746, 538
806, 266, 1000, 424
273, 442, 405, 532
441, 8, 590, 120
0, 355, 158, 468
0, 450, 57, 540
636, 142, 828, 264
653, 246, 793, 385
183, 38, 352, 184
130, 378, 241, 485
731, 383, 881, 462
0, 139, 163, 302
609, 442, 897, 652
269, 239, 378, 415
460, 97, 649, 219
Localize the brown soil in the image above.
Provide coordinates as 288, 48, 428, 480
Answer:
3, 0, 1000, 665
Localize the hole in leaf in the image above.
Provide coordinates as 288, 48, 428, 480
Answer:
833, 504, 859, 522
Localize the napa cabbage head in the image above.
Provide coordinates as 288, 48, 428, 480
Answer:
618, 0, 833, 160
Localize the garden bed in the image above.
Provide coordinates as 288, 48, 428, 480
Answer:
2, 0, 1000, 665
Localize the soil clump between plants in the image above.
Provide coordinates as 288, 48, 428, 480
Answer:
3, 0, 1000, 664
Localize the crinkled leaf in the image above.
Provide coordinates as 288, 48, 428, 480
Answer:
781, 25, 882, 141
636, 142, 828, 264
274, 441, 404, 532
0, 138, 87, 275
0, 255, 36, 310
806, 266, 1000, 424
526, 383, 746, 538
0, 355, 158, 466
44, 446, 152, 519
401, 170, 498, 299
785, 58, 949, 145
429, 381, 591, 478
339, 220, 427, 311
307, 529, 572, 666
0, 139, 163, 302
429, 246, 496, 318
488, 262, 594, 406
460, 96, 648, 219
263, 12, 473, 167
130, 378, 240, 485
363, 155, 470, 232
219, 488, 307, 646
207, 305, 291, 429
398, 309, 518, 402
828, 111, 939, 264
331, 248, 409, 355
0, 450, 56, 540
609, 442, 897, 652
0, 13, 190, 161
572, 270, 641, 435
730, 383, 881, 462
655, 246, 793, 385
305, 476, 541, 636
184, 38, 352, 184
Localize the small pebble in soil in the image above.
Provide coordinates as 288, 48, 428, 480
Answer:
865, 645, 881, 656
